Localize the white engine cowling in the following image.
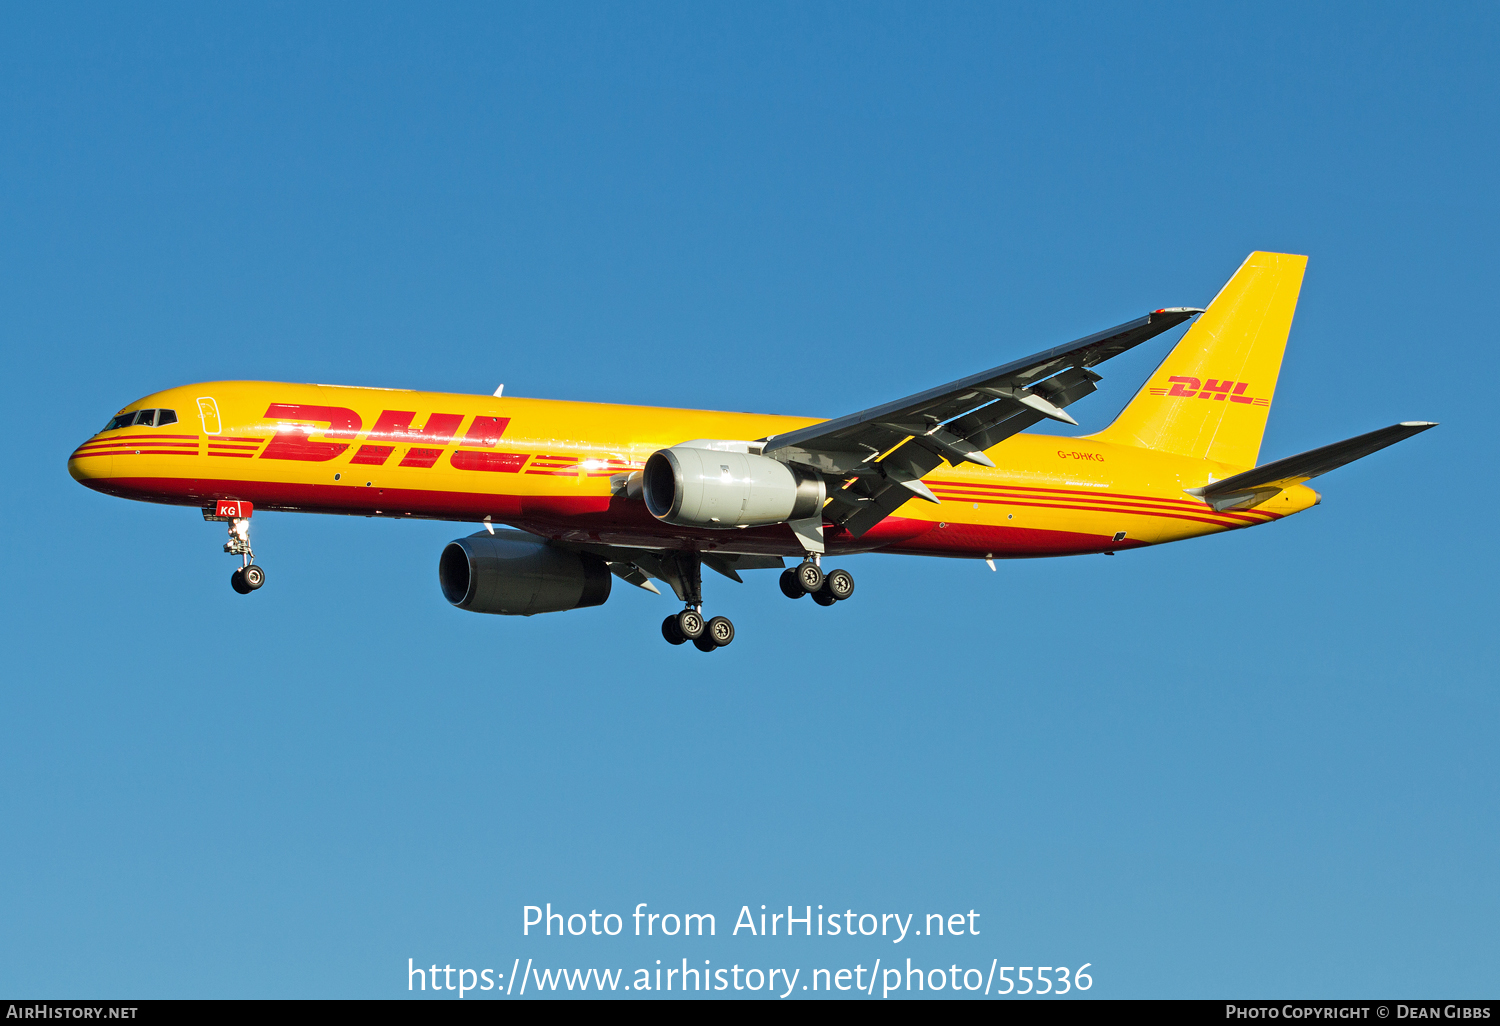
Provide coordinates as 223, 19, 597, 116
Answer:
643, 442, 824, 528
439, 530, 612, 615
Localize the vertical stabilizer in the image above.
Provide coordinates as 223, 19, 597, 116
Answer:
1088, 251, 1307, 468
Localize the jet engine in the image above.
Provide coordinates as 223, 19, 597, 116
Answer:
438, 530, 611, 616
642, 442, 824, 528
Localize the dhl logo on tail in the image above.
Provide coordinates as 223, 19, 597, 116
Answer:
1147, 377, 1269, 405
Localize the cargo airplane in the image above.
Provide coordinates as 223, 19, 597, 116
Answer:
69, 252, 1433, 651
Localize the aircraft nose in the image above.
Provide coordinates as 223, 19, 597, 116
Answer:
68, 436, 115, 488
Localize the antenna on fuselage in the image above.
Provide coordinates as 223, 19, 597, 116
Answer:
493, 384, 504, 397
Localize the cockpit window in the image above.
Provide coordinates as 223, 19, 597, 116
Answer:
103, 408, 177, 430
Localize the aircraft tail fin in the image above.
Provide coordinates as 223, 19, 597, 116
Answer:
1088, 251, 1307, 468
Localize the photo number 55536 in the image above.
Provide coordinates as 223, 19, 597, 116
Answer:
994, 964, 1092, 995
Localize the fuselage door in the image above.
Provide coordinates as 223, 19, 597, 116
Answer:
196, 396, 222, 435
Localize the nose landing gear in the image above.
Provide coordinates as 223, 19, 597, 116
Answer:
205, 500, 265, 595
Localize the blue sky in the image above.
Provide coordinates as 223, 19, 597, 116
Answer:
1, 2, 1495, 999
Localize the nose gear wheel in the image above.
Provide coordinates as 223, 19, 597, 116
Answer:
231, 565, 266, 594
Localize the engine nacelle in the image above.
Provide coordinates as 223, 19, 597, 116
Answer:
643, 442, 824, 528
438, 530, 612, 616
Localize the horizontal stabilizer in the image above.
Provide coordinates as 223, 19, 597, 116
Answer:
1186, 421, 1437, 511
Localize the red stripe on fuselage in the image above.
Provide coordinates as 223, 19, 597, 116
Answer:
87, 433, 201, 442
929, 479, 1244, 510
73, 473, 1251, 560
928, 489, 1276, 527
927, 481, 1278, 524
76, 441, 199, 450
961, 497, 1271, 528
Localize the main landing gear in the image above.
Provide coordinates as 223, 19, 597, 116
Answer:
649, 550, 851, 650
661, 609, 735, 652
656, 552, 734, 652
778, 558, 854, 607
205, 500, 265, 595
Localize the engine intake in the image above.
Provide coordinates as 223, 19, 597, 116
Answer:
439, 530, 612, 616
643, 443, 824, 528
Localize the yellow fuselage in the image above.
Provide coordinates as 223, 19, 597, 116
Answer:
68, 380, 1318, 559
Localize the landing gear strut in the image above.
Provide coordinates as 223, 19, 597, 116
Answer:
205, 500, 265, 595
656, 551, 733, 651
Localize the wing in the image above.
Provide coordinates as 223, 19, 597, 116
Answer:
761, 307, 1202, 536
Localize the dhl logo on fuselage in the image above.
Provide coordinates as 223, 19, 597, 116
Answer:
1146, 377, 1269, 406
237, 402, 631, 477
256, 402, 523, 472
251, 402, 532, 473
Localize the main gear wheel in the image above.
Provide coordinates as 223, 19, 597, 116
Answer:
794, 560, 824, 593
